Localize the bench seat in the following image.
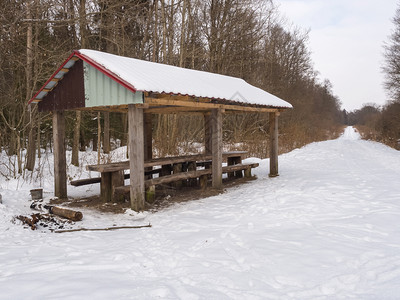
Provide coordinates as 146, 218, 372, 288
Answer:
114, 162, 259, 196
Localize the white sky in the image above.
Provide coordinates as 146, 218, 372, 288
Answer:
277, 0, 398, 111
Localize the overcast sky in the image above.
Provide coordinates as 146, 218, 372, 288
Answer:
276, 0, 398, 111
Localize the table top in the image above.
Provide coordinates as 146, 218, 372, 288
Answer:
87, 151, 248, 173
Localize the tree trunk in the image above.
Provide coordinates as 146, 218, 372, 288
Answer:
103, 111, 110, 154
71, 111, 81, 166
25, 1, 36, 171
97, 111, 101, 164
179, 0, 187, 67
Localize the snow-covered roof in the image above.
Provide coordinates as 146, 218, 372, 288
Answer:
78, 49, 292, 108
29, 49, 292, 109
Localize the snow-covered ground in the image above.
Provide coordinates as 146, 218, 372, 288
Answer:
1, 126, 399, 299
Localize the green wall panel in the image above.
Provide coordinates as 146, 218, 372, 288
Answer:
83, 61, 143, 107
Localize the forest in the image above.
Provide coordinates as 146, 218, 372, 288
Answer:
347, 4, 400, 150
1, 0, 397, 179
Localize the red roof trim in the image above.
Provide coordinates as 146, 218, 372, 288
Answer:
73, 50, 137, 94
28, 52, 76, 104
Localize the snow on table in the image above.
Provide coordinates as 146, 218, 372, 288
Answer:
0, 127, 400, 299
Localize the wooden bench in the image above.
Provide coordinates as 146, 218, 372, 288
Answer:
113, 163, 259, 201
70, 169, 161, 187
79, 151, 249, 203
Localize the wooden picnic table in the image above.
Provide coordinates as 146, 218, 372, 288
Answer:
86, 151, 248, 202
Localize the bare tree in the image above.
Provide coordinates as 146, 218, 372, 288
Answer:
383, 5, 400, 101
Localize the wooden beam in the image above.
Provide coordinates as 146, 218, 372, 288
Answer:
145, 97, 280, 113
145, 106, 209, 114
269, 112, 279, 177
53, 111, 67, 198
128, 104, 145, 211
211, 108, 223, 189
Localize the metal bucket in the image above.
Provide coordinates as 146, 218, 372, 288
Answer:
30, 188, 43, 200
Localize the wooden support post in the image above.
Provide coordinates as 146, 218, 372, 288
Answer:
227, 156, 242, 178
199, 174, 208, 190
211, 108, 223, 189
145, 185, 156, 204
173, 163, 183, 189
111, 171, 124, 202
53, 110, 67, 199
204, 113, 212, 155
244, 168, 251, 178
269, 112, 279, 177
128, 104, 145, 211
100, 172, 111, 202
187, 161, 197, 186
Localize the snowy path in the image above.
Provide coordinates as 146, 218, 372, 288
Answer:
1, 127, 400, 299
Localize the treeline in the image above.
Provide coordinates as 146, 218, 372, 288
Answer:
348, 4, 400, 150
0, 0, 343, 176
347, 102, 400, 149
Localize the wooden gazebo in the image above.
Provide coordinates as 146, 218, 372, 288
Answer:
28, 49, 292, 211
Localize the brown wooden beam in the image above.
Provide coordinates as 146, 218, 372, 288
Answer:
145, 97, 281, 113
128, 104, 145, 211
145, 106, 209, 114
211, 108, 223, 189
53, 111, 67, 198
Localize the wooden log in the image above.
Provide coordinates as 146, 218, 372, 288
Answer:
49, 206, 83, 221
244, 168, 252, 178
70, 177, 102, 186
